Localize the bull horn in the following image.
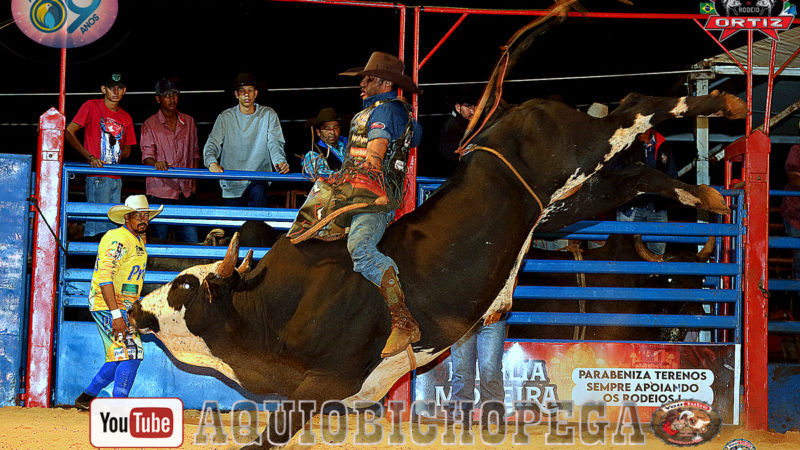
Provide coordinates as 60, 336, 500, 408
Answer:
237, 249, 254, 275
216, 232, 240, 278
697, 236, 716, 262
634, 235, 664, 262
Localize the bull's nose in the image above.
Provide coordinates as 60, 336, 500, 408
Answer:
128, 301, 142, 326
128, 301, 160, 333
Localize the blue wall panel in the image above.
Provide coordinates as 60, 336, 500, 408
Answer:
54, 322, 282, 409
0, 154, 32, 406
768, 364, 800, 433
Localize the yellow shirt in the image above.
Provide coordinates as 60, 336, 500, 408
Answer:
89, 226, 147, 311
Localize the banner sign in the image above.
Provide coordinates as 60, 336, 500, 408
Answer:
11, 0, 118, 48
414, 341, 740, 424
702, 0, 796, 41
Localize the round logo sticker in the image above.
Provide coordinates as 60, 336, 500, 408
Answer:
650, 400, 722, 446
723, 438, 757, 450
11, 0, 118, 48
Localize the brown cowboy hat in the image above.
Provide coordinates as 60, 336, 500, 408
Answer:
340, 52, 420, 94
306, 107, 341, 128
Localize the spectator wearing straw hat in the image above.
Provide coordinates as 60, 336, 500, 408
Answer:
203, 73, 289, 207
73, 195, 162, 410
300, 107, 347, 181
140, 78, 200, 243
65, 72, 136, 237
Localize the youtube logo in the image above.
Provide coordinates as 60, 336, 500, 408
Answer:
90, 398, 183, 447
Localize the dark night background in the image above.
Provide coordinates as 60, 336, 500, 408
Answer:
0, 0, 795, 181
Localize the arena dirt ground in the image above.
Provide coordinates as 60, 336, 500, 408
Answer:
1, 406, 799, 449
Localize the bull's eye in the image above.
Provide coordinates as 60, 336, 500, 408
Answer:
168, 274, 200, 311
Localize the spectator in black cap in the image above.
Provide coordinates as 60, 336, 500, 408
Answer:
437, 89, 478, 177
65, 72, 136, 237
140, 78, 200, 243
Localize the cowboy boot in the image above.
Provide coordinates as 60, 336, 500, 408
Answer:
378, 267, 420, 357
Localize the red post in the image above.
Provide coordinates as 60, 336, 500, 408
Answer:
743, 130, 770, 429
386, 5, 414, 422
26, 108, 66, 407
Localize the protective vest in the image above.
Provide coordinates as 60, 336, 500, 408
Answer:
288, 98, 415, 244
341, 98, 414, 207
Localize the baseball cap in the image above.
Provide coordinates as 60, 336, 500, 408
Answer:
155, 78, 179, 96
102, 72, 125, 88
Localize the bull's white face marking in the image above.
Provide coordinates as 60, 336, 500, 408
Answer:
670, 97, 688, 118
137, 261, 241, 384
343, 348, 440, 407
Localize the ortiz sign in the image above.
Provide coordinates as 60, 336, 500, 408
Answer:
413, 342, 740, 424
703, 1, 796, 41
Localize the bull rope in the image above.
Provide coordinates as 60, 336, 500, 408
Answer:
468, 145, 544, 215
567, 240, 587, 341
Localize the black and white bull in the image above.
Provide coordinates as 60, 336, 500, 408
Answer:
515, 234, 716, 341
128, 88, 745, 447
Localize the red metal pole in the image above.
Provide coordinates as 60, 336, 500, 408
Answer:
418, 13, 469, 70
775, 44, 800, 78
385, 5, 414, 422
763, 39, 778, 136
746, 31, 753, 137
396, 5, 417, 220
58, 47, 66, 114
26, 108, 65, 407
692, 19, 748, 74
742, 29, 769, 430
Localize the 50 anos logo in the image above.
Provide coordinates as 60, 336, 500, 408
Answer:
11, 0, 118, 48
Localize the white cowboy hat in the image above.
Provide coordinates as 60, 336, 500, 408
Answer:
107, 195, 164, 225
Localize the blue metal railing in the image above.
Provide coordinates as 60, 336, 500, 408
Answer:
54, 164, 746, 407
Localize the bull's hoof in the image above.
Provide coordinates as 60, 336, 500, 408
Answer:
723, 92, 747, 120
697, 185, 731, 215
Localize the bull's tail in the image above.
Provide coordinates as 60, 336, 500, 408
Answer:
460, 1, 577, 151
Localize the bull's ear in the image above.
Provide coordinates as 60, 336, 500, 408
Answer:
237, 249, 254, 275
202, 272, 240, 303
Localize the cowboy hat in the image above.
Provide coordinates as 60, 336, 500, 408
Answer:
231, 73, 267, 92
107, 195, 164, 225
340, 52, 420, 94
306, 107, 341, 128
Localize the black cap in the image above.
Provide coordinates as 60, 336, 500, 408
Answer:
102, 72, 125, 88
155, 78, 179, 96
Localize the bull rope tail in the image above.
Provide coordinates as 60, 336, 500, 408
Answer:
458, 0, 578, 154
567, 241, 587, 340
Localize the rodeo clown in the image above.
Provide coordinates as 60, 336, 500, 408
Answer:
74, 195, 162, 409
288, 52, 422, 358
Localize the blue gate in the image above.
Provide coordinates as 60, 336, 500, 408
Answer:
0, 154, 33, 406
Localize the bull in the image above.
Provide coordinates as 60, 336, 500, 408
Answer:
515, 234, 716, 341
128, 12, 746, 448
